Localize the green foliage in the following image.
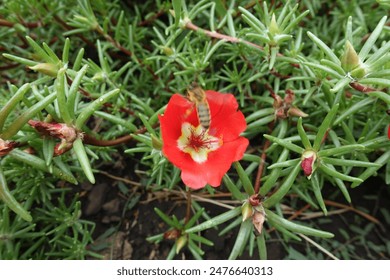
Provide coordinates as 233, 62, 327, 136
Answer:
0, 0, 389, 259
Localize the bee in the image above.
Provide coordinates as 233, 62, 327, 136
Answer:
187, 82, 211, 130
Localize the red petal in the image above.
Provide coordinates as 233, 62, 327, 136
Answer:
181, 169, 209, 190
206, 91, 247, 139
388, 125, 390, 140
179, 137, 249, 189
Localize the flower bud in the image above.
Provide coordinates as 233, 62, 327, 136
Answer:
284, 89, 295, 105
151, 134, 163, 150
28, 120, 77, 142
272, 94, 283, 109
162, 46, 174, 56
0, 138, 18, 156
288, 107, 309, 118
54, 141, 74, 156
301, 150, 317, 178
241, 201, 254, 222
29, 63, 59, 77
175, 235, 187, 254
248, 194, 261, 207
268, 14, 280, 35
163, 228, 181, 240
252, 207, 266, 234
341, 40, 366, 78
28, 120, 79, 156
92, 72, 106, 82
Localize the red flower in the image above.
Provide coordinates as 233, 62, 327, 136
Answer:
159, 90, 249, 190
0, 138, 18, 156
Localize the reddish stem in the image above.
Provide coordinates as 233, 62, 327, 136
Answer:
83, 125, 152, 147
185, 21, 264, 51
349, 82, 382, 93
254, 122, 274, 194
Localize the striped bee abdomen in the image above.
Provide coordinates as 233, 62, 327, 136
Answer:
187, 82, 211, 131
197, 102, 211, 129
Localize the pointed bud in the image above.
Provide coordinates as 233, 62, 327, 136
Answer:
269, 14, 280, 35
301, 150, 317, 178
92, 72, 106, 82
284, 89, 295, 105
169, 9, 176, 18
288, 107, 309, 118
252, 207, 266, 234
151, 134, 163, 150
341, 40, 366, 78
29, 63, 59, 77
175, 235, 187, 254
272, 94, 283, 109
162, 46, 174, 56
0, 138, 18, 156
241, 201, 254, 222
54, 141, 74, 156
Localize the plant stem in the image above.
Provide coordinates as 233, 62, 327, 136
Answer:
350, 82, 385, 93
184, 21, 264, 51
253, 135, 272, 194
82, 124, 155, 146
185, 189, 192, 224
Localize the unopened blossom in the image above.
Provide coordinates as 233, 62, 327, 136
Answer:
28, 120, 79, 156
273, 90, 308, 119
252, 208, 266, 234
0, 138, 18, 156
159, 90, 249, 190
301, 150, 317, 178
241, 201, 254, 222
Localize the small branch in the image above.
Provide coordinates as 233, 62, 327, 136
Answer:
324, 200, 382, 226
184, 21, 264, 51
184, 189, 192, 224
253, 130, 273, 194
83, 125, 151, 147
0, 18, 40, 28
349, 82, 384, 93
138, 9, 166, 26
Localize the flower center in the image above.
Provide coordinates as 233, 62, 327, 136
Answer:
177, 122, 223, 163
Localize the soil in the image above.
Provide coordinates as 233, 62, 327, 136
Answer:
79, 152, 390, 260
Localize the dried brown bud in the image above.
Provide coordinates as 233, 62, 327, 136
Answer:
272, 94, 283, 109
0, 138, 18, 156
163, 228, 181, 240
288, 107, 309, 118
252, 208, 266, 234
284, 89, 295, 105
28, 120, 79, 156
